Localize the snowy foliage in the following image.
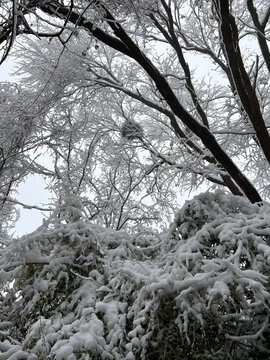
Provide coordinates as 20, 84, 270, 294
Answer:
1, 191, 270, 359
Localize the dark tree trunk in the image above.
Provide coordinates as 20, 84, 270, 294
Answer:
217, 0, 270, 165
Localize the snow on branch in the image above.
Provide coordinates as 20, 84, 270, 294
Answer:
1, 191, 270, 358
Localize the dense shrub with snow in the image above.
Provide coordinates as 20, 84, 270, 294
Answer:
1, 191, 270, 359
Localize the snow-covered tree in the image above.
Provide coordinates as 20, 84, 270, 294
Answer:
0, 1, 270, 358
1, 191, 270, 359
1, 0, 270, 204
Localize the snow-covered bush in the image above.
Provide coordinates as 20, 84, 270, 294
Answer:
1, 191, 270, 359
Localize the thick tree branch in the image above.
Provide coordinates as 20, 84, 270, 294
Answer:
247, 0, 270, 73
217, 0, 270, 167
94, 78, 242, 195
39, 1, 132, 57
153, 0, 210, 128
0, 0, 18, 65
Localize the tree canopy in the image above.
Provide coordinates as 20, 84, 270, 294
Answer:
0, 0, 270, 211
